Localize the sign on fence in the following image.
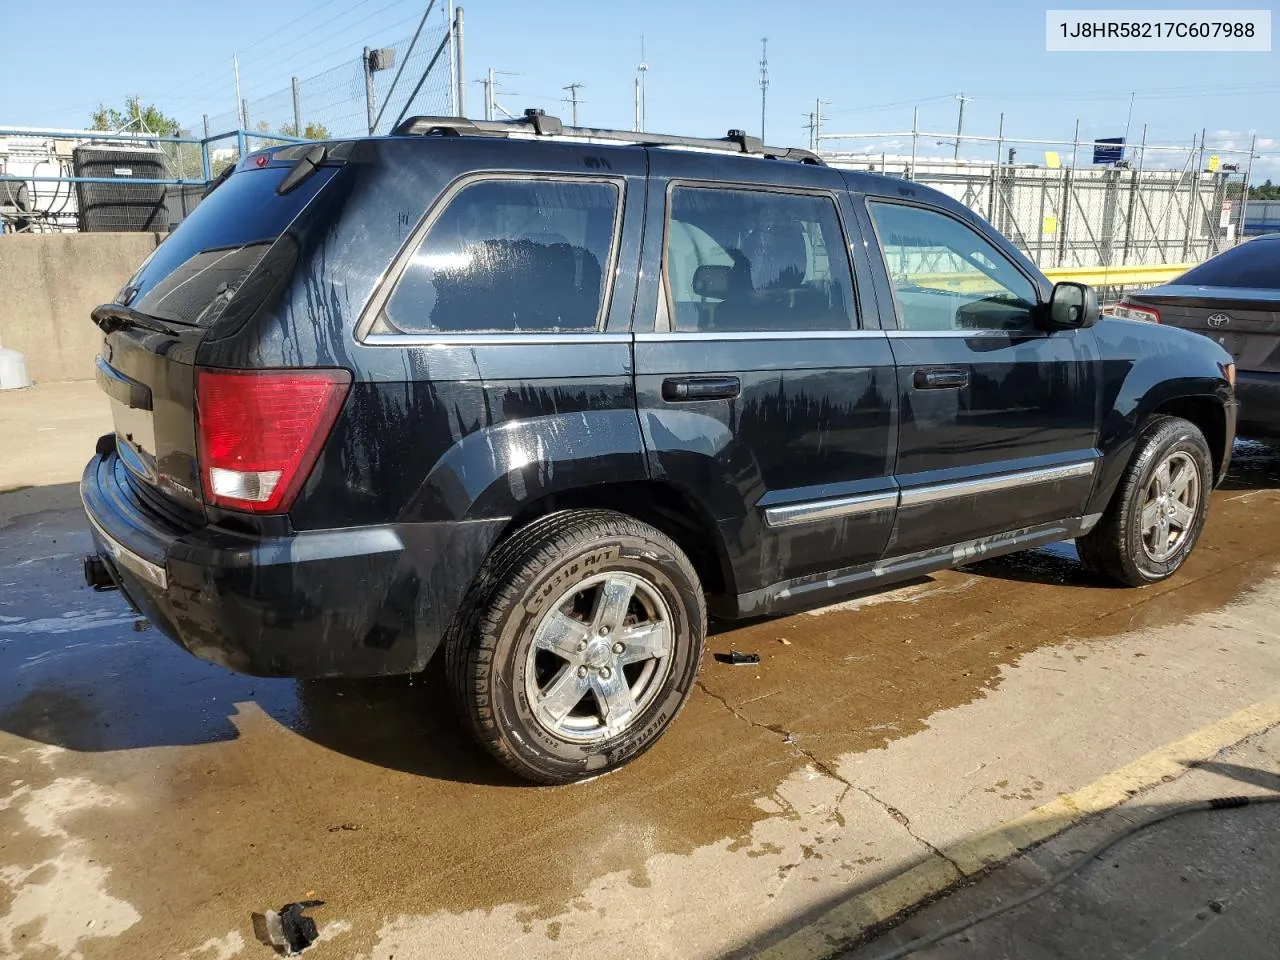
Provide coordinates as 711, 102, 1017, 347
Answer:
1092, 137, 1125, 165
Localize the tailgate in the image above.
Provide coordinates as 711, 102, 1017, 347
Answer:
92, 158, 339, 523
97, 327, 207, 524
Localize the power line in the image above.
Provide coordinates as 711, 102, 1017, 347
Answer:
166, 0, 415, 110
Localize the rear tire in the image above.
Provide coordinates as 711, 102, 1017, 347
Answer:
1076, 416, 1212, 586
445, 509, 706, 785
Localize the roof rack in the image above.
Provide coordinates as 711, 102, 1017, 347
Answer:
392, 109, 825, 166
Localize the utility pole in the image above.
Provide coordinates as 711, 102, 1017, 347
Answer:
759, 37, 769, 141
233, 55, 243, 129
953, 92, 971, 161
292, 77, 302, 138
635, 38, 648, 132
563, 83, 584, 126
477, 69, 519, 122
363, 47, 377, 134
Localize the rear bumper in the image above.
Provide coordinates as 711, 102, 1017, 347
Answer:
1235, 371, 1280, 437
81, 450, 504, 678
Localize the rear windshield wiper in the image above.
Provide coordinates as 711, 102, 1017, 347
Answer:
91, 303, 184, 337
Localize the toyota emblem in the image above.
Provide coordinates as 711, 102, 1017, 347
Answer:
1207, 314, 1232, 328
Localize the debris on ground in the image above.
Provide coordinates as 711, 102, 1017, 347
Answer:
714, 650, 761, 666
253, 900, 325, 956
327, 822, 362, 833
778, 637, 792, 645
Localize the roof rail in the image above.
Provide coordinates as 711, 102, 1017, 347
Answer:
392, 108, 825, 165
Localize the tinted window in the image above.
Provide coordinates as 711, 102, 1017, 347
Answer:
124, 165, 335, 327
382, 179, 620, 334
868, 202, 1038, 332
664, 186, 855, 332
1176, 239, 1280, 290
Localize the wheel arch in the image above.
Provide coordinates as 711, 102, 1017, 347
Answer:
495, 480, 736, 602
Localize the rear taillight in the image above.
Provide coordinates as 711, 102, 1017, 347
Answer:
196, 368, 352, 513
1111, 298, 1161, 323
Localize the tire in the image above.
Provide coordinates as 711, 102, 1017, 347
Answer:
444, 509, 707, 785
1076, 416, 1212, 587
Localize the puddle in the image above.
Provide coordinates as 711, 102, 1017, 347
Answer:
1, 440, 1279, 956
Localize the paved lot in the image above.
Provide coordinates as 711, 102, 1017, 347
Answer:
844, 728, 1280, 960
1, 382, 1279, 960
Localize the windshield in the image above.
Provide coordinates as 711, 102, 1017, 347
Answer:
120, 165, 335, 327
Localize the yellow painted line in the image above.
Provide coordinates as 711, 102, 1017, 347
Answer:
902, 262, 1195, 295
755, 694, 1280, 960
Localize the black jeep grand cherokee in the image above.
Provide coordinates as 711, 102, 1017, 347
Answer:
83, 111, 1237, 783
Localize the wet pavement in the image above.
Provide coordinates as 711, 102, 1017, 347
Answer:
3, 400, 1280, 959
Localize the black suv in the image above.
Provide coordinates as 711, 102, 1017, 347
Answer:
82, 112, 1237, 783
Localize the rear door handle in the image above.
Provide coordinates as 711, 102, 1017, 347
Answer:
662, 376, 741, 402
913, 367, 969, 390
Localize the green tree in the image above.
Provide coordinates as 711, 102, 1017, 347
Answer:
278, 121, 331, 140
1249, 179, 1280, 200
91, 99, 181, 136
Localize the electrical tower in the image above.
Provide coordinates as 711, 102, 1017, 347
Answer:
759, 38, 769, 141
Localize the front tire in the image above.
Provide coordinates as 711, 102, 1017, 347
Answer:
1076, 416, 1212, 586
445, 509, 706, 784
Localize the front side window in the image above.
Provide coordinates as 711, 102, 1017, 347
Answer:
381, 178, 620, 334
664, 186, 856, 332
868, 201, 1038, 332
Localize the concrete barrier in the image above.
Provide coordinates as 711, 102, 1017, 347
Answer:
0, 233, 163, 384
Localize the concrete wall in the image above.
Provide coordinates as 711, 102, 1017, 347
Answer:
0, 233, 164, 383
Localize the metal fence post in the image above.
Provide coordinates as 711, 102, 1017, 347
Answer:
1182, 133, 1200, 261
1120, 125, 1146, 265
292, 77, 302, 137
1240, 133, 1257, 239
454, 6, 466, 117
991, 112, 1003, 227
1058, 165, 1072, 267
202, 115, 211, 181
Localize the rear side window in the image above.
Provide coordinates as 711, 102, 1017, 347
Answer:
123, 166, 335, 327
1176, 239, 1280, 290
664, 186, 855, 332
381, 178, 621, 334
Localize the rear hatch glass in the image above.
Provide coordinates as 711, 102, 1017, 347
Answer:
122, 164, 335, 327
100, 163, 336, 522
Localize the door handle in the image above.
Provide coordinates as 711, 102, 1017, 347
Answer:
662, 376, 741, 402
913, 367, 969, 390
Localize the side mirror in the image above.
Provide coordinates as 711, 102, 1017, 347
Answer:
1044, 281, 1100, 330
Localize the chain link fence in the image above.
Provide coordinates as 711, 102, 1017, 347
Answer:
196, 18, 454, 167
821, 131, 1254, 274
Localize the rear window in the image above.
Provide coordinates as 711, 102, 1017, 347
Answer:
121, 165, 335, 327
1176, 239, 1280, 290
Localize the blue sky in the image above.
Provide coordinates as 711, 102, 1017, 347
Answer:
7, 0, 1278, 172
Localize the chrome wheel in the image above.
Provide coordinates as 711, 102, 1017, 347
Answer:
1140, 450, 1200, 563
524, 571, 674, 744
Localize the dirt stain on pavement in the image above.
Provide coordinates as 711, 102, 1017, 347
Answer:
2, 444, 1280, 957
